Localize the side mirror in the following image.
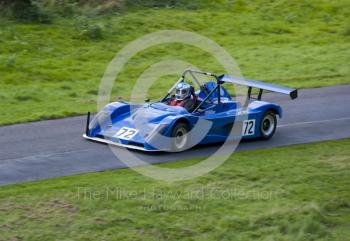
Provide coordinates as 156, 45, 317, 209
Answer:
145, 98, 150, 103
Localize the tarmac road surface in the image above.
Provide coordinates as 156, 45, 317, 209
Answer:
0, 84, 349, 186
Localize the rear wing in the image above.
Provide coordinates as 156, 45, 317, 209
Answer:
218, 75, 298, 100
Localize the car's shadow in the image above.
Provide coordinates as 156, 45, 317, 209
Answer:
118, 138, 266, 164
87, 136, 269, 166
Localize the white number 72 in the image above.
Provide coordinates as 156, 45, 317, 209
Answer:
114, 127, 138, 140
242, 120, 255, 136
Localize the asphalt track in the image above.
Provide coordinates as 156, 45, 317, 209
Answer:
1, 85, 350, 186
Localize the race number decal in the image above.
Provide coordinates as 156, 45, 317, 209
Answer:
114, 127, 138, 140
242, 120, 255, 136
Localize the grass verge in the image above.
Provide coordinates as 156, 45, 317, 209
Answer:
0, 139, 350, 240
0, 0, 349, 125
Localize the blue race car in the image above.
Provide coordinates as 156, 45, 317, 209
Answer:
84, 69, 297, 152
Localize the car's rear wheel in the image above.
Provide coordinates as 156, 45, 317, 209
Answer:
260, 111, 277, 140
171, 122, 190, 152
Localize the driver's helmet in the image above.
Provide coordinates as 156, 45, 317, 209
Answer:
175, 82, 192, 100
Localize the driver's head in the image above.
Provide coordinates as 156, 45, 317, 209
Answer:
175, 82, 191, 100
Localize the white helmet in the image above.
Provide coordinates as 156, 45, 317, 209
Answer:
175, 82, 191, 100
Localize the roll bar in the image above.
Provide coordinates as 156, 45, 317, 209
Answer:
161, 69, 220, 103
161, 69, 298, 112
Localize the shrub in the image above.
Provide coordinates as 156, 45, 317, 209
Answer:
81, 24, 103, 39
4, 0, 52, 23
74, 16, 104, 40
40, 0, 80, 17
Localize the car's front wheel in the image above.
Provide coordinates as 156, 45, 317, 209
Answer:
171, 122, 190, 152
260, 111, 277, 140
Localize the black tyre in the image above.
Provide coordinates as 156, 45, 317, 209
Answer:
260, 111, 277, 140
171, 122, 190, 152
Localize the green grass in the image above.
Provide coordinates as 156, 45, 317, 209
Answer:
0, 139, 350, 240
0, 0, 350, 125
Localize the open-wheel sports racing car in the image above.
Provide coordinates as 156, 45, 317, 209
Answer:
83, 69, 297, 152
